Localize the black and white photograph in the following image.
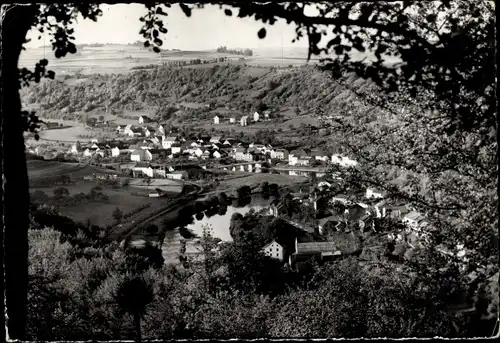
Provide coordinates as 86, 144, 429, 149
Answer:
1, 0, 498, 340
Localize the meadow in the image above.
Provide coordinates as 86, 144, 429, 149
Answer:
27, 160, 179, 227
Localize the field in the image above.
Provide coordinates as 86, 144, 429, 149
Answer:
56, 188, 168, 227
19, 45, 311, 76
28, 160, 184, 227
27, 160, 116, 180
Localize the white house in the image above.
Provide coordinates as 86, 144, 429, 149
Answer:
70, 144, 79, 154
83, 148, 92, 158
144, 128, 151, 137
130, 149, 153, 162
229, 117, 236, 124
240, 116, 248, 126
213, 115, 221, 124
162, 136, 178, 149
253, 111, 260, 122
157, 125, 165, 136
271, 149, 289, 160
261, 240, 284, 261
213, 150, 222, 159
194, 147, 205, 158
331, 154, 358, 167
111, 147, 120, 157
366, 188, 384, 199
166, 171, 188, 180
132, 164, 154, 178
171, 144, 182, 155
138, 115, 151, 124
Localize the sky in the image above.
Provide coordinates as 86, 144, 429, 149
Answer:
25, 3, 310, 51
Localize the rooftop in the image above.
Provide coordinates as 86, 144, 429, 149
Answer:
296, 241, 338, 254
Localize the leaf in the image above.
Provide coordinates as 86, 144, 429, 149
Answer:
144, 41, 150, 48
224, 9, 232, 16
153, 46, 161, 53
180, 3, 192, 17
258, 28, 267, 39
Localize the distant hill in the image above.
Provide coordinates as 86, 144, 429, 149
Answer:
20, 63, 377, 126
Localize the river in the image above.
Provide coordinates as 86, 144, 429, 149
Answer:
129, 195, 272, 264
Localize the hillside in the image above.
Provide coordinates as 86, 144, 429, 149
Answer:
20, 64, 375, 124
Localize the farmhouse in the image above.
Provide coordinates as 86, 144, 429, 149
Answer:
240, 116, 248, 126
162, 136, 178, 149
166, 170, 188, 180
111, 147, 120, 157
131, 149, 153, 162
171, 144, 182, 155
213, 150, 222, 159
261, 240, 284, 261
138, 115, 153, 124
291, 240, 341, 264
128, 127, 143, 137
331, 154, 358, 167
253, 111, 260, 122
270, 148, 289, 160
132, 163, 154, 178
213, 115, 223, 124
229, 117, 236, 124
151, 164, 168, 178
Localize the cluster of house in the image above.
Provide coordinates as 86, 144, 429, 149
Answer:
261, 184, 442, 265
213, 110, 272, 126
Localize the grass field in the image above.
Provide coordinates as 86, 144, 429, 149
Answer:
58, 189, 168, 227
38, 125, 96, 142
27, 160, 117, 180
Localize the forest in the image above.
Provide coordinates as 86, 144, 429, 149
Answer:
20, 64, 363, 122
26, 203, 490, 340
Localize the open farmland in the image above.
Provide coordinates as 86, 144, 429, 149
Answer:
38, 125, 96, 142
56, 189, 168, 227
19, 45, 303, 76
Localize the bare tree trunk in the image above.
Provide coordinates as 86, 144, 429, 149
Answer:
1, 4, 38, 340
134, 313, 142, 342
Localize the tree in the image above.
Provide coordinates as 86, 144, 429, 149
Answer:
115, 276, 153, 342
112, 207, 123, 224
53, 187, 69, 200
3, 1, 495, 339
260, 182, 270, 199
142, 176, 153, 192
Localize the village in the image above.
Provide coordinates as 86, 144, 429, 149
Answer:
28, 110, 354, 180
